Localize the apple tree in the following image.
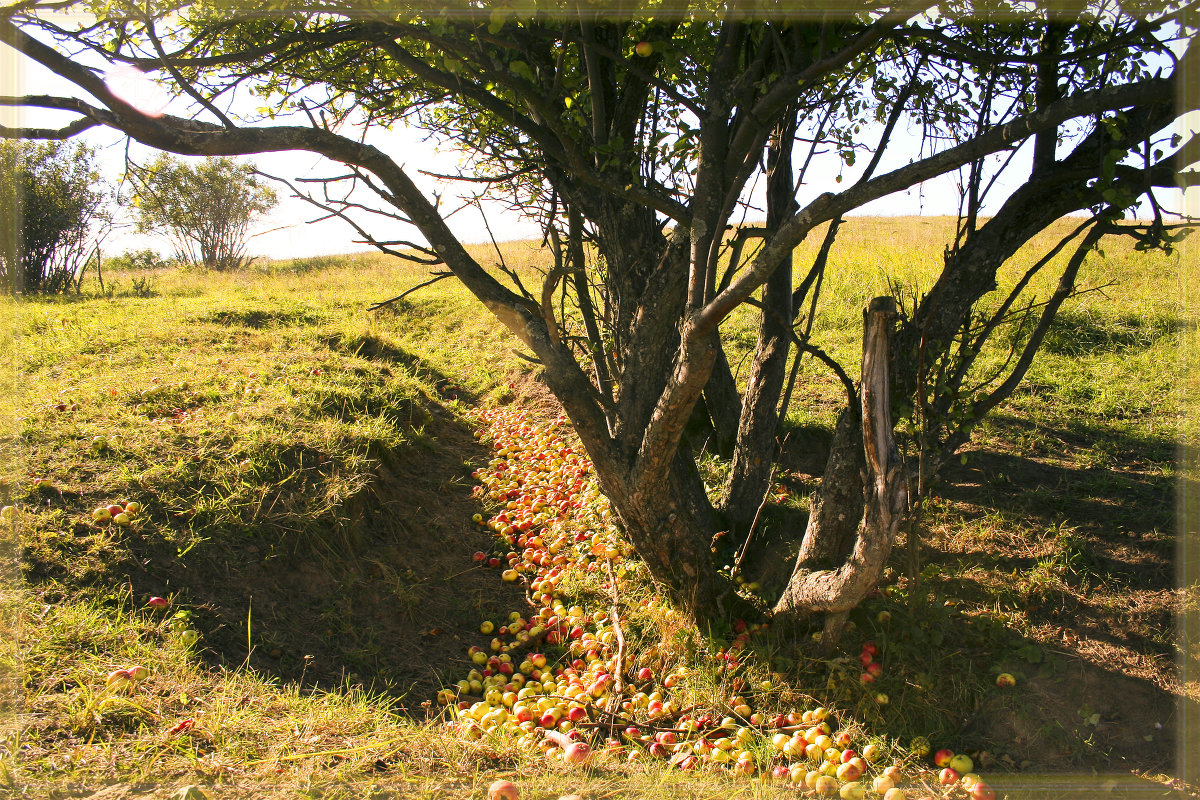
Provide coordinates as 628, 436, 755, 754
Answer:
2, 0, 1193, 634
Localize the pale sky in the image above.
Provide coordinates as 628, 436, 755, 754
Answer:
3, 25, 1192, 262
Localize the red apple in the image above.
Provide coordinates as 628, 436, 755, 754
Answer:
971, 782, 996, 800
563, 741, 591, 764
939, 768, 960, 786
634, 40, 653, 57
934, 748, 955, 767
488, 780, 519, 800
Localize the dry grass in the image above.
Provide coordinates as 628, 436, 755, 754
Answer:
2, 216, 1193, 798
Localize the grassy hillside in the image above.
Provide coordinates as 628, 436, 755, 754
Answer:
0, 218, 1194, 799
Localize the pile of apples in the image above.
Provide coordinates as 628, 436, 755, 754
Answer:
454, 408, 1002, 799
92, 500, 143, 527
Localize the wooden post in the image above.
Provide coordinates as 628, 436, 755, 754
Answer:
859, 295, 906, 584
774, 296, 906, 645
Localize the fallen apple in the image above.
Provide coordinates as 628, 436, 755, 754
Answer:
563, 741, 591, 764
488, 780, 519, 800
934, 748, 955, 767
948, 753, 974, 774
996, 672, 1016, 688
839, 781, 866, 800
971, 781, 996, 800
814, 775, 839, 796
835, 762, 862, 782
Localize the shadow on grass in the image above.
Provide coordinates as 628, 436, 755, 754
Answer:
1041, 310, 1185, 357
760, 584, 1197, 784
323, 329, 480, 405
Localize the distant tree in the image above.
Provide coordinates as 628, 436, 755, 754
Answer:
0, 140, 108, 294
129, 155, 276, 271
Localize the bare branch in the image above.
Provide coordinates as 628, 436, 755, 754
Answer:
367, 271, 454, 311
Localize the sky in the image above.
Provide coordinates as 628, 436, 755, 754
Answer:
3, 22, 1194, 262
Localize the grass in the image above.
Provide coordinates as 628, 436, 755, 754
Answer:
1, 217, 1194, 798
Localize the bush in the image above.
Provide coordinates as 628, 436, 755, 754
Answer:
105, 248, 177, 272
0, 140, 110, 294
129, 155, 276, 271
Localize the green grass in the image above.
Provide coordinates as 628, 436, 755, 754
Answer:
1, 217, 1192, 797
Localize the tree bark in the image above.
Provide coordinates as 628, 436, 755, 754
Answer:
773, 298, 905, 642
720, 108, 798, 534
703, 342, 742, 458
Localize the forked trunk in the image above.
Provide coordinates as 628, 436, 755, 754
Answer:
773, 297, 906, 643
583, 442, 725, 620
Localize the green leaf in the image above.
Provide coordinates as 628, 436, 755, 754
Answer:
509, 60, 535, 82
1016, 644, 1042, 663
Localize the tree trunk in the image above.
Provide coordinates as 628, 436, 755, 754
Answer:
720, 108, 797, 533
703, 342, 742, 458
792, 406, 865, 570
773, 298, 905, 643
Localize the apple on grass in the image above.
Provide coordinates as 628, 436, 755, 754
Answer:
488, 780, 519, 800
839, 781, 866, 800
562, 741, 591, 764
934, 748, 955, 767
835, 762, 862, 782
971, 781, 997, 800
814, 775, 839, 796
948, 753, 974, 774
106, 669, 131, 687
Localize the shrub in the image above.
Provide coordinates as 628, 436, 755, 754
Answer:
0, 140, 109, 294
